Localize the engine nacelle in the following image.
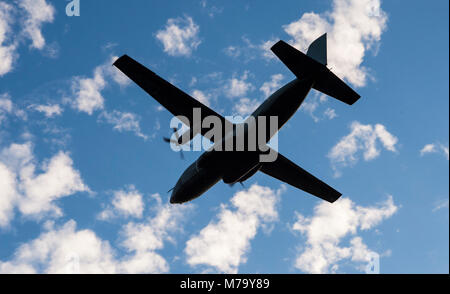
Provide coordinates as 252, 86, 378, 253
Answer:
197, 150, 224, 169
237, 163, 261, 183
222, 152, 260, 184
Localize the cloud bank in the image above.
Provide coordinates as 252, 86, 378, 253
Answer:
185, 184, 282, 273
293, 196, 397, 273
0, 142, 89, 228
0, 0, 55, 76
0, 193, 194, 273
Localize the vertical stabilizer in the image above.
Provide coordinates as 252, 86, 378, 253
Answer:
307, 33, 327, 65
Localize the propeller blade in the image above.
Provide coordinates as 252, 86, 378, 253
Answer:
163, 128, 185, 160
173, 127, 180, 141
163, 137, 180, 145
228, 182, 245, 188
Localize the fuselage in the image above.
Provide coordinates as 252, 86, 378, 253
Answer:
170, 77, 314, 204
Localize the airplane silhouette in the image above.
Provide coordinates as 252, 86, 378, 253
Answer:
113, 33, 360, 204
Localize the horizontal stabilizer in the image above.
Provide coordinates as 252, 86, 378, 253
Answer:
271, 38, 361, 105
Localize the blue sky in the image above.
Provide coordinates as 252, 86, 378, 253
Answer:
0, 0, 448, 274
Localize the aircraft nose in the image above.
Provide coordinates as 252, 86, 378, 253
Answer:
170, 186, 184, 204
170, 191, 179, 204
169, 194, 179, 204
170, 180, 197, 204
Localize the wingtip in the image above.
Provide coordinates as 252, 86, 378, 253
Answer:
347, 92, 362, 105
329, 191, 343, 203
112, 54, 130, 67
270, 40, 286, 52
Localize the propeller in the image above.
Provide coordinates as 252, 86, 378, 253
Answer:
163, 127, 185, 160
228, 181, 245, 188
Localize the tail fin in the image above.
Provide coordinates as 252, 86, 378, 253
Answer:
271, 33, 361, 105
307, 33, 327, 66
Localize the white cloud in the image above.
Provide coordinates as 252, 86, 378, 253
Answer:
0, 220, 118, 273
156, 15, 201, 57
420, 143, 449, 160
259, 38, 278, 60
119, 250, 168, 274
154, 119, 161, 131
292, 195, 397, 273
0, 2, 17, 76
232, 98, 260, 117
200, 0, 223, 18
41, 40, 59, 58
443, 146, 449, 160
98, 186, 145, 220
111, 189, 144, 218
259, 74, 284, 97
16, 0, 55, 50
117, 193, 194, 273
191, 89, 211, 107
0, 93, 13, 112
103, 56, 131, 87
223, 45, 241, 58
0, 162, 17, 228
0, 142, 89, 227
324, 107, 337, 120
328, 121, 398, 177
0, 93, 13, 123
0, 93, 27, 123
18, 151, 88, 217
300, 91, 331, 122
69, 56, 129, 115
224, 37, 278, 62
30, 104, 62, 117
0, 0, 55, 76
301, 98, 320, 122
0, 141, 34, 172
69, 57, 145, 139
185, 184, 281, 273
70, 66, 106, 115
0, 193, 194, 273
121, 204, 182, 253
98, 110, 148, 140
374, 124, 397, 152
224, 71, 254, 98
283, 0, 387, 87
0, 43, 15, 76
432, 198, 449, 213
420, 144, 437, 155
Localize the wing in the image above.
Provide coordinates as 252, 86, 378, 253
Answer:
113, 55, 232, 139
260, 151, 341, 203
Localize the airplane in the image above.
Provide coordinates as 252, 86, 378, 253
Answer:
113, 33, 361, 204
